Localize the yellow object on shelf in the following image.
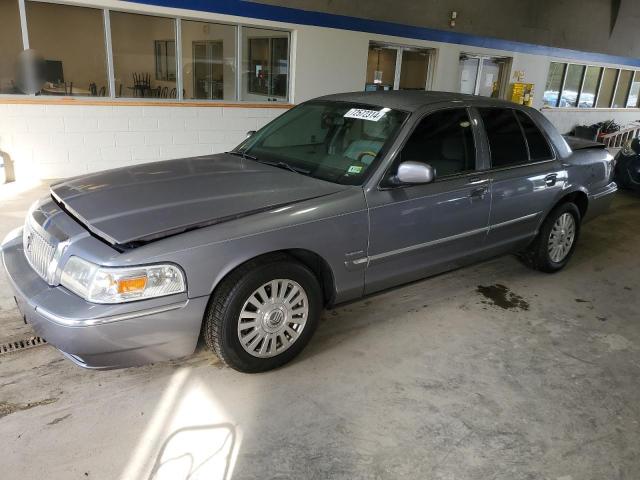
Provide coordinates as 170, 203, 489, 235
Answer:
510, 82, 534, 107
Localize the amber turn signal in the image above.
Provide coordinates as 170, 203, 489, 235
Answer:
117, 276, 147, 294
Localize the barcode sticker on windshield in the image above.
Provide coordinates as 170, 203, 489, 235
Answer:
344, 108, 387, 122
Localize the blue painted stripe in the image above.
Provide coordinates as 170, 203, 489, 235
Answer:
127, 0, 640, 68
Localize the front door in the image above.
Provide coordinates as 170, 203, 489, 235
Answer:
364, 107, 492, 294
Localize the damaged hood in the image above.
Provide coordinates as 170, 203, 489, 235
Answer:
50, 154, 347, 246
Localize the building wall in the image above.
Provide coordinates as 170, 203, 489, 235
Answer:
1, 0, 639, 181
252, 0, 640, 59
0, 103, 284, 179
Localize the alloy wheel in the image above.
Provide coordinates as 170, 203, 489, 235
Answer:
548, 212, 576, 263
237, 279, 309, 358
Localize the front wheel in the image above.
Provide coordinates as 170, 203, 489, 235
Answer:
203, 256, 322, 373
521, 202, 581, 273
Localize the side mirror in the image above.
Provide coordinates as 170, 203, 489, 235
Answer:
246, 130, 256, 138
396, 161, 435, 184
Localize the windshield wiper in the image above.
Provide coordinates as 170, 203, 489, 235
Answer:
228, 151, 310, 176
255, 159, 311, 176
228, 150, 258, 161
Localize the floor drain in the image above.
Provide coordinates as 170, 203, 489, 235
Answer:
0, 336, 48, 355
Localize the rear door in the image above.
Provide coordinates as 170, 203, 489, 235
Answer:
363, 106, 492, 294
477, 107, 564, 250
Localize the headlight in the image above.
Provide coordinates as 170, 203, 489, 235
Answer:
60, 256, 186, 304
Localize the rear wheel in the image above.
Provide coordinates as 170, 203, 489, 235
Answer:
203, 256, 322, 373
521, 202, 581, 273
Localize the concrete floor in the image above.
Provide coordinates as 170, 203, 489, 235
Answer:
1, 181, 639, 480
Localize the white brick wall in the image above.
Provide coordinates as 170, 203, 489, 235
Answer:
0, 103, 286, 181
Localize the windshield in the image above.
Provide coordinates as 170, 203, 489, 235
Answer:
234, 101, 408, 185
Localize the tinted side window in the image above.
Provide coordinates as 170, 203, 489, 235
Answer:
399, 108, 476, 178
479, 108, 528, 167
516, 111, 553, 161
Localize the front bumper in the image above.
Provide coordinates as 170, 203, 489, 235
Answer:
1, 232, 208, 369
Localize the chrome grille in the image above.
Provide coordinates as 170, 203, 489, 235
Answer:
23, 218, 56, 282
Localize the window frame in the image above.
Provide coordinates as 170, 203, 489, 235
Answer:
544, 60, 640, 110
365, 41, 436, 92
378, 105, 482, 190
241, 26, 291, 102
3, 0, 293, 103
458, 53, 512, 99
477, 106, 557, 172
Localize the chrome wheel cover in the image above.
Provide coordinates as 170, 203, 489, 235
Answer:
548, 212, 576, 263
237, 279, 309, 358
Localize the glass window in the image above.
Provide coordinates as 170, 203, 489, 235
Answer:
596, 68, 618, 108
478, 57, 507, 98
181, 21, 236, 101
578, 66, 602, 108
398, 49, 429, 90
241, 27, 289, 102
543, 62, 566, 107
627, 72, 640, 108
0, 0, 24, 94
560, 64, 585, 107
236, 101, 407, 185
366, 44, 397, 91
479, 108, 528, 167
110, 12, 176, 98
613, 69, 633, 108
458, 55, 479, 95
154, 40, 175, 82
26, 1, 108, 97
515, 111, 553, 161
398, 109, 475, 178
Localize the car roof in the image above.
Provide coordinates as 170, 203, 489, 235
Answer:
314, 90, 519, 112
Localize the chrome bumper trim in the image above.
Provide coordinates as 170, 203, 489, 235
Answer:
36, 300, 188, 328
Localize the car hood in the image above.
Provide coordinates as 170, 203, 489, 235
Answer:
50, 154, 347, 246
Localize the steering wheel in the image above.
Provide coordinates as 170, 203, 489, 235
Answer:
356, 151, 378, 164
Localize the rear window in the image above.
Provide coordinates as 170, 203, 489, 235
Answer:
479, 108, 528, 167
515, 111, 554, 161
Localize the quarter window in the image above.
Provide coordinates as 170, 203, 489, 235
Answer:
515, 111, 553, 161
399, 108, 476, 178
479, 108, 528, 168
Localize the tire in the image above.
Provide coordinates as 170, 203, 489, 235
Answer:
203, 255, 322, 373
614, 161, 632, 189
521, 202, 581, 273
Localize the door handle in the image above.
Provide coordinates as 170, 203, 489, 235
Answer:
470, 186, 489, 199
545, 174, 558, 187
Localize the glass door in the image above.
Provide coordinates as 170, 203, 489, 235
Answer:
459, 56, 480, 94
458, 54, 510, 98
399, 49, 430, 90
365, 44, 397, 91
365, 42, 433, 91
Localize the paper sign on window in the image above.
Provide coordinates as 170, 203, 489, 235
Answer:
344, 108, 387, 122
